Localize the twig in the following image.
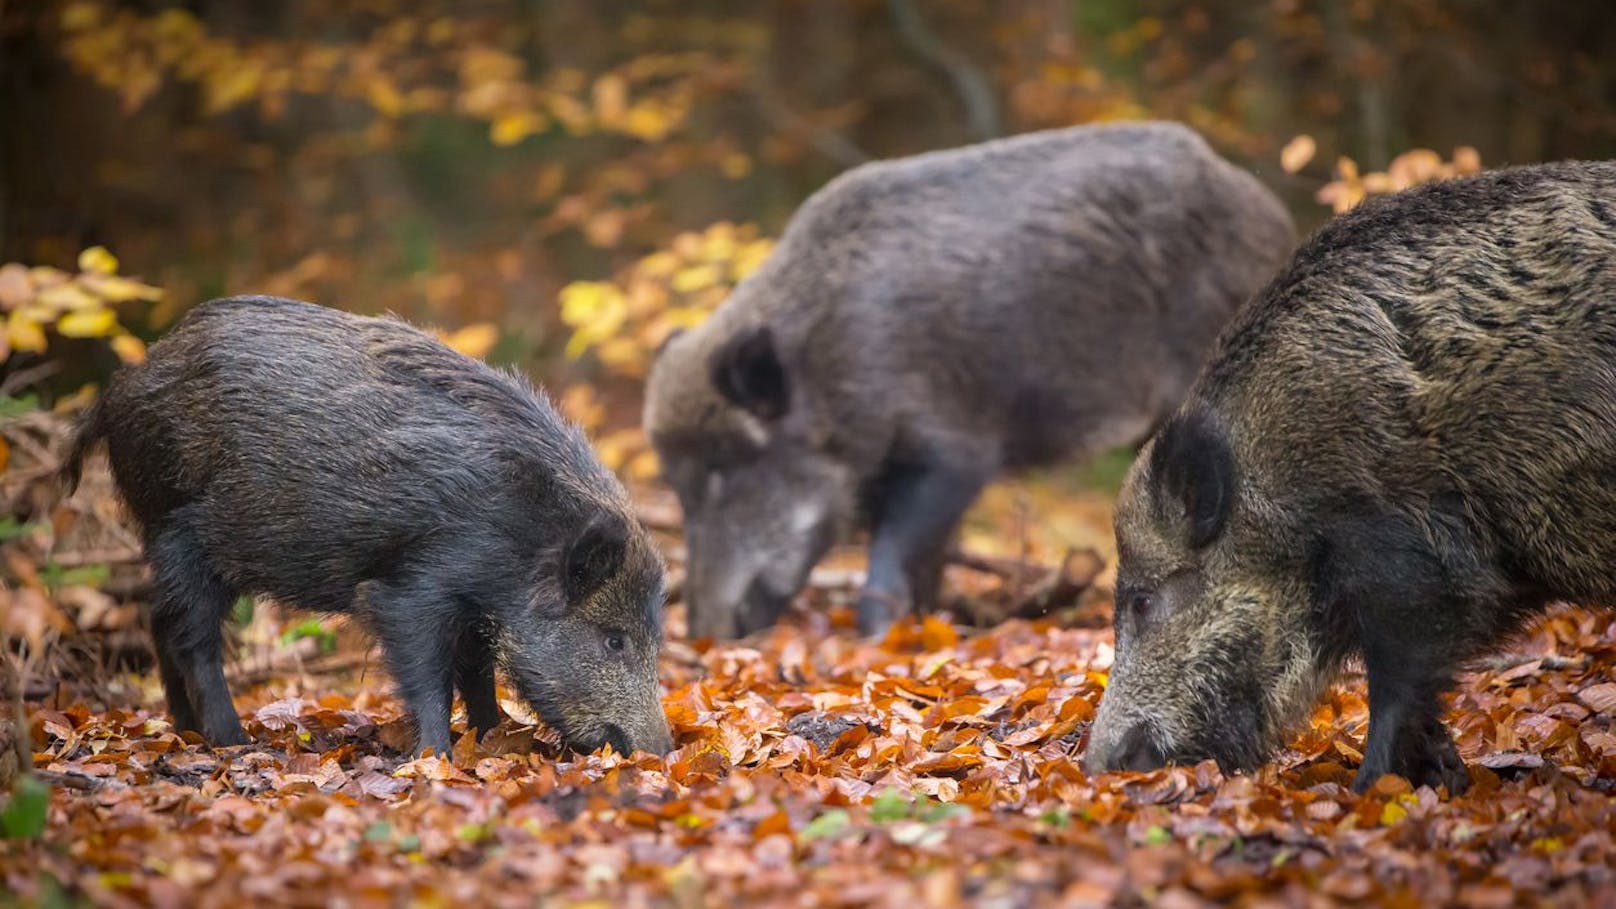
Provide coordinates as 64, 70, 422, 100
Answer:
34, 768, 121, 791
46, 546, 144, 567
0, 360, 60, 398
886, 0, 1002, 140
950, 548, 1106, 626
747, 84, 872, 169
225, 651, 374, 688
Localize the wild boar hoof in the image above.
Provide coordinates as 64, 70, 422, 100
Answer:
856, 587, 906, 638
206, 724, 249, 748
1354, 720, 1470, 796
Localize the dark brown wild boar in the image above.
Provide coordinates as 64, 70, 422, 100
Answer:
1087, 161, 1616, 794
66, 296, 673, 757
645, 122, 1295, 640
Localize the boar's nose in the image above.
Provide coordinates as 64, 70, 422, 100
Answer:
1085, 723, 1166, 774
613, 708, 675, 756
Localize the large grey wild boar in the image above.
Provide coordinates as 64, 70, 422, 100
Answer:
1087, 161, 1616, 794
66, 297, 673, 757
645, 122, 1295, 639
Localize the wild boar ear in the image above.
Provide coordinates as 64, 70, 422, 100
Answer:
564, 517, 626, 604
1149, 409, 1235, 550
709, 324, 789, 420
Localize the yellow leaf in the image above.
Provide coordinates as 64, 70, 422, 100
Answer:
1452, 146, 1483, 174
731, 240, 774, 281
701, 224, 737, 263
1379, 800, 1408, 826
7, 311, 47, 354
205, 65, 262, 114
56, 307, 120, 338
367, 76, 405, 118
661, 306, 711, 332
490, 110, 545, 147
720, 152, 752, 179
78, 245, 119, 275
622, 103, 674, 142
444, 323, 499, 360
38, 282, 101, 312
671, 264, 721, 294
111, 333, 147, 364
625, 448, 660, 481
558, 282, 619, 327
60, 2, 102, 30
28, 266, 68, 288
80, 273, 164, 303
1280, 135, 1316, 174
637, 251, 680, 279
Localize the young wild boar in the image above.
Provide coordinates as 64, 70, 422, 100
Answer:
1086, 161, 1616, 794
65, 296, 673, 757
644, 122, 1294, 639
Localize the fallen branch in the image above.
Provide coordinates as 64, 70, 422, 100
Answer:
226, 651, 374, 688
34, 768, 123, 791
950, 548, 1107, 626
47, 546, 144, 568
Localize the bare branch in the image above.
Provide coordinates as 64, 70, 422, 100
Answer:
886, 0, 1002, 140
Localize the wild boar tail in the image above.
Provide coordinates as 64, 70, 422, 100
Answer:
61, 395, 107, 496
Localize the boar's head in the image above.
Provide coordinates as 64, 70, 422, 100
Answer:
645, 320, 858, 640
1086, 409, 1327, 776
496, 511, 673, 756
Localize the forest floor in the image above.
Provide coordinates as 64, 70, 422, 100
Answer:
1, 410, 1614, 908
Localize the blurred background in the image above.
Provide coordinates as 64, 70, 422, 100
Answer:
2, 0, 1615, 575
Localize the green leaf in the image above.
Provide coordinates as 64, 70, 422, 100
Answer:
799, 809, 851, 841
0, 775, 49, 839
40, 562, 109, 591
870, 788, 910, 823
1038, 807, 1071, 828
0, 517, 45, 543
1143, 825, 1171, 846
280, 618, 337, 653
918, 801, 968, 824
0, 394, 40, 420
363, 821, 392, 843
231, 596, 254, 626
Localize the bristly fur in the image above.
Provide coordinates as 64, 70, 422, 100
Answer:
645, 121, 1296, 639
72, 296, 672, 757
1093, 161, 1616, 794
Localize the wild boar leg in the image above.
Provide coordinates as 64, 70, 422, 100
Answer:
859, 461, 987, 636
147, 516, 247, 746
368, 581, 458, 756
151, 646, 200, 734
454, 620, 503, 738
1357, 659, 1468, 795
1319, 510, 1472, 795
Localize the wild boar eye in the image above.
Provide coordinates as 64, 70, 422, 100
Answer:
605, 631, 627, 652
1125, 590, 1154, 622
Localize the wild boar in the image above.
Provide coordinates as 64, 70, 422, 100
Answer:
645, 122, 1295, 639
1086, 161, 1616, 794
66, 296, 674, 757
